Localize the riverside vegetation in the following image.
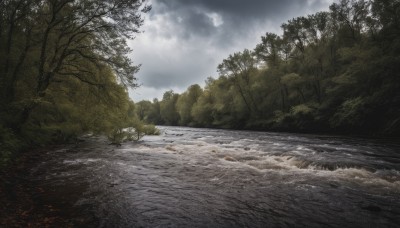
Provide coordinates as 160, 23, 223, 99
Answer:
136, 0, 400, 137
0, 0, 158, 168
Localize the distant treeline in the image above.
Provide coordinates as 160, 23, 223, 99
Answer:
136, 0, 400, 136
0, 0, 156, 167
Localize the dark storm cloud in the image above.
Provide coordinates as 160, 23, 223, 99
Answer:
157, 0, 308, 21
130, 0, 334, 101
153, 0, 331, 39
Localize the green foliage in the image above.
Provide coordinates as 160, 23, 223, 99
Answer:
141, 125, 161, 135
107, 124, 160, 144
330, 97, 367, 129
160, 90, 180, 125
176, 84, 203, 126
0, 0, 153, 167
191, 91, 215, 127
291, 104, 314, 116
107, 127, 143, 144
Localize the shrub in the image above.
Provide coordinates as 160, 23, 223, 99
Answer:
141, 125, 160, 135
330, 97, 367, 129
107, 125, 160, 144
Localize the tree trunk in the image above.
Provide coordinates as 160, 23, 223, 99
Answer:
297, 87, 306, 103
4, 20, 15, 79
235, 80, 252, 113
5, 28, 32, 102
37, 26, 52, 93
281, 88, 286, 112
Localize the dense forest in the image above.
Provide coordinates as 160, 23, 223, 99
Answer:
0, 0, 157, 167
136, 0, 400, 136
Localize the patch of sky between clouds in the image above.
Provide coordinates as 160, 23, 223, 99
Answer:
206, 12, 224, 27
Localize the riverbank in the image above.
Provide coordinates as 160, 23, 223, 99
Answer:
0, 145, 98, 227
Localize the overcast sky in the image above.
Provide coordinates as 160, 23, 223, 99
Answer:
128, 0, 335, 101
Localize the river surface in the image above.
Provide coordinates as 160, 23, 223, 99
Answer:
29, 126, 400, 227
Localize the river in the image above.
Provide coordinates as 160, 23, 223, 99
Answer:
28, 126, 400, 227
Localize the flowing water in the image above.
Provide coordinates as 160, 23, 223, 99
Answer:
29, 126, 400, 227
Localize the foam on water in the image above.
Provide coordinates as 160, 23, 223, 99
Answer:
63, 158, 101, 165
135, 132, 400, 192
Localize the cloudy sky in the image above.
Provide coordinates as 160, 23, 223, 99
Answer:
128, 0, 335, 101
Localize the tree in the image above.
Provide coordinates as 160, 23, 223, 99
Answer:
254, 33, 283, 68
160, 90, 180, 125
135, 100, 153, 121
191, 91, 214, 127
0, 0, 152, 161
176, 84, 202, 126
217, 49, 259, 116
329, 0, 369, 43
0, 0, 151, 129
281, 17, 309, 57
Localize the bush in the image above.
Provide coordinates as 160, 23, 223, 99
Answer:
107, 128, 142, 144
330, 97, 367, 130
107, 125, 160, 144
141, 125, 160, 135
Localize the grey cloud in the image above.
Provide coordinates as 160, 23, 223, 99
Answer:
150, 2, 219, 40
130, 0, 335, 101
137, 51, 217, 88
155, 0, 331, 31
149, 0, 333, 47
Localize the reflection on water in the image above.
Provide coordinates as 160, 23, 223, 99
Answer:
30, 126, 400, 227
